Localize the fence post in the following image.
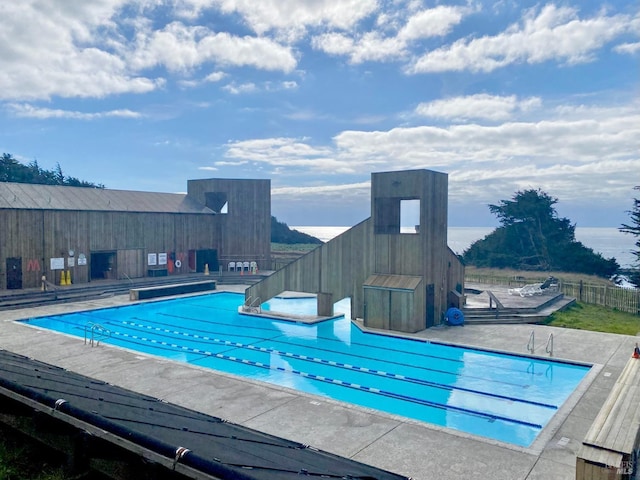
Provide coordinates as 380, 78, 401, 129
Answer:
579, 280, 583, 302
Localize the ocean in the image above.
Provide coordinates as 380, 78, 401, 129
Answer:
292, 226, 637, 269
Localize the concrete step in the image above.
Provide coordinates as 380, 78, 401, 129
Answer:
0, 274, 262, 311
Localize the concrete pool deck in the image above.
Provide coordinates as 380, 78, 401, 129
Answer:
1, 286, 637, 480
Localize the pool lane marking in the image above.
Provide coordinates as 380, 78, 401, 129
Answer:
214, 352, 543, 430
123, 318, 531, 389
115, 320, 556, 410
153, 311, 545, 377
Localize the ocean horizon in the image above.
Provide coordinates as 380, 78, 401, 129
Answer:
292, 226, 637, 269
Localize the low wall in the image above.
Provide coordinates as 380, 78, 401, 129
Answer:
130, 280, 216, 301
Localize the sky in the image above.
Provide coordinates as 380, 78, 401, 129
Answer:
0, 0, 638, 228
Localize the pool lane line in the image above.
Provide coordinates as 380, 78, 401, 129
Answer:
153, 311, 546, 377
118, 319, 532, 390
113, 321, 556, 410
214, 352, 543, 430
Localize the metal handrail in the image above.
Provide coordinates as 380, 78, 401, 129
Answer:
241, 296, 261, 313
84, 322, 111, 347
527, 330, 535, 354
545, 333, 554, 356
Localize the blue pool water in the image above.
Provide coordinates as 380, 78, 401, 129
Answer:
23, 292, 590, 447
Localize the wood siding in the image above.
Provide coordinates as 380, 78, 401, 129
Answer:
1, 178, 271, 289
188, 179, 271, 271
247, 169, 465, 332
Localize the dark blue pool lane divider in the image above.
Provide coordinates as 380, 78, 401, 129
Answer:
216, 352, 543, 430
117, 320, 557, 411
110, 326, 546, 429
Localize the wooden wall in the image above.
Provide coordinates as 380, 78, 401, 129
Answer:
246, 218, 374, 319
246, 169, 465, 332
187, 178, 271, 271
0, 209, 222, 288
1, 178, 271, 289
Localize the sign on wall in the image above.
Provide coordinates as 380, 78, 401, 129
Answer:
158, 253, 167, 265
50, 258, 65, 270
77, 253, 87, 266
147, 253, 157, 266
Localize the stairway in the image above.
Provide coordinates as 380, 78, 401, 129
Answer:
462, 288, 576, 325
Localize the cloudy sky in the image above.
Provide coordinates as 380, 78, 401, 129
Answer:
1, 0, 638, 227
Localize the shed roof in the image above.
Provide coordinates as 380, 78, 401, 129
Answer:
364, 274, 422, 291
0, 182, 213, 214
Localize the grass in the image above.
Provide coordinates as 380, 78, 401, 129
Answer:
465, 266, 619, 286
0, 427, 69, 480
271, 243, 320, 252
544, 302, 640, 335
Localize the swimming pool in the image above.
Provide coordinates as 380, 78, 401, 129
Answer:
22, 292, 590, 447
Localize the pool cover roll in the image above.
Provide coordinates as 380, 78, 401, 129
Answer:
445, 307, 464, 326
0, 349, 409, 480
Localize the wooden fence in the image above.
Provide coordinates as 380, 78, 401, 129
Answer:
465, 273, 640, 315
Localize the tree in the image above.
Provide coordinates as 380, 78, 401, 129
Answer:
0, 153, 103, 188
620, 186, 640, 287
463, 189, 619, 278
271, 216, 322, 244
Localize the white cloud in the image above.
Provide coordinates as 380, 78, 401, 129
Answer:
0, 1, 162, 100
398, 6, 465, 41
7, 103, 142, 119
205, 71, 226, 82
312, 5, 467, 64
614, 42, 640, 55
416, 94, 542, 121
225, 137, 358, 173
0, 0, 296, 101
222, 82, 258, 94
128, 22, 297, 73
409, 4, 633, 73
212, 0, 378, 38
224, 102, 640, 206
273, 181, 370, 196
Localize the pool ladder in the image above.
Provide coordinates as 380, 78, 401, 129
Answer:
84, 322, 111, 347
527, 330, 554, 356
243, 296, 262, 314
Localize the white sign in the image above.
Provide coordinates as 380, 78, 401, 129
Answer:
77, 253, 87, 266
50, 257, 65, 270
158, 253, 167, 265
148, 253, 157, 266
68, 257, 75, 267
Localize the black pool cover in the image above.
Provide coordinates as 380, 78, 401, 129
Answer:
0, 349, 410, 480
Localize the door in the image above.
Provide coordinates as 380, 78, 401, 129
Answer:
6, 257, 22, 290
426, 283, 435, 328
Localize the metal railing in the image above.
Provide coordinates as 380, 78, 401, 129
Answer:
242, 296, 262, 314
545, 333, 554, 356
84, 322, 111, 347
527, 330, 535, 354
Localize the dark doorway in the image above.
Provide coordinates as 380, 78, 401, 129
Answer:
195, 249, 218, 273
6, 258, 22, 290
188, 250, 196, 272
426, 284, 435, 328
90, 251, 117, 280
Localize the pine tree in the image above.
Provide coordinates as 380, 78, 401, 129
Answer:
620, 186, 640, 288
464, 189, 619, 277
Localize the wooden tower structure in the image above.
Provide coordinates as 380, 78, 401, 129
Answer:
245, 169, 464, 332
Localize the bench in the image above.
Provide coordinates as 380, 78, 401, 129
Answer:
130, 280, 216, 301
576, 356, 640, 479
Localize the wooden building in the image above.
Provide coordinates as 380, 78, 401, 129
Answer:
0, 178, 270, 290
245, 169, 465, 332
